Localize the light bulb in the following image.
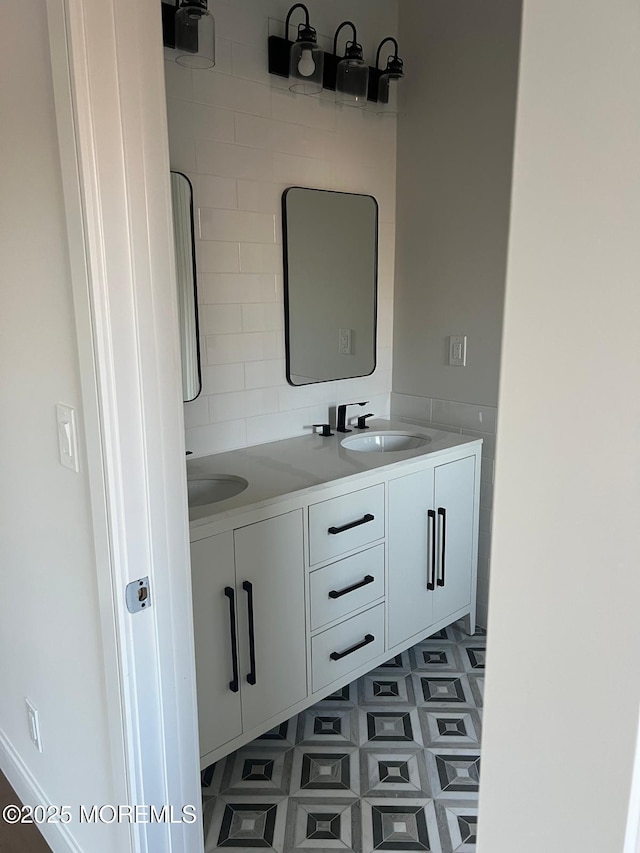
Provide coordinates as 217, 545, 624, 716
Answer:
297, 48, 316, 78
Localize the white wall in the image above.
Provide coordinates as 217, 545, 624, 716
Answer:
478, 1, 640, 850
391, 0, 522, 626
0, 5, 121, 851
165, 0, 398, 455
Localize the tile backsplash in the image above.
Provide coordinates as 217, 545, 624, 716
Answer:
166, 0, 398, 456
390, 392, 497, 629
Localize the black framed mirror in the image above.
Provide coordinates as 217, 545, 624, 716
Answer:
282, 187, 378, 386
170, 171, 202, 402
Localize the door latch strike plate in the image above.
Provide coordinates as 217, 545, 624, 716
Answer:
126, 577, 151, 614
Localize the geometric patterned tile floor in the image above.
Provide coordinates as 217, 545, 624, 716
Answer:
202, 620, 486, 852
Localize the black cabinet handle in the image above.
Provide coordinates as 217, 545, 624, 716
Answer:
329, 574, 375, 599
328, 513, 374, 535
242, 581, 257, 685
427, 510, 436, 591
224, 587, 239, 693
330, 633, 375, 661
437, 507, 447, 587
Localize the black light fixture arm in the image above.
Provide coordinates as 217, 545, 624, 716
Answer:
333, 20, 359, 57
376, 36, 399, 69
285, 3, 311, 37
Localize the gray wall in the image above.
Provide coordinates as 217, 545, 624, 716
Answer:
393, 0, 521, 408
391, 0, 522, 627
478, 0, 640, 848
0, 6, 120, 851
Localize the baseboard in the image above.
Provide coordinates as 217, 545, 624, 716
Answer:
0, 726, 83, 853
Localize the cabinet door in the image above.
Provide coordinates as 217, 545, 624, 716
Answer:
433, 456, 476, 624
235, 510, 307, 733
388, 468, 436, 648
190, 531, 243, 759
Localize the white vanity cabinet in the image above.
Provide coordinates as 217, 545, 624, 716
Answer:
190, 531, 241, 756
309, 545, 385, 631
307, 487, 387, 693
388, 455, 476, 649
432, 455, 476, 623
308, 484, 385, 565
188, 421, 481, 766
190, 510, 307, 765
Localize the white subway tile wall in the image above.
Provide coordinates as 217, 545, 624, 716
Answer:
167, 0, 398, 455
390, 392, 498, 629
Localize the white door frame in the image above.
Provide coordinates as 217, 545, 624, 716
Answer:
45, 0, 202, 850
44, 2, 640, 852
624, 707, 640, 853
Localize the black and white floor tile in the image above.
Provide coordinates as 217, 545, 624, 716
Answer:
202, 621, 486, 853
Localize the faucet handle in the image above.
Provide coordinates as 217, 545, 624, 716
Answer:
356, 413, 375, 430
313, 423, 334, 437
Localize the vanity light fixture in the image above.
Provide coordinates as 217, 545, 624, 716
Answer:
370, 37, 405, 115
268, 4, 324, 94
288, 5, 324, 94
267, 9, 404, 110
328, 21, 369, 108
162, 0, 216, 69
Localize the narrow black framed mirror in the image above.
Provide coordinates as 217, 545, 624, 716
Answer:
282, 187, 378, 386
170, 171, 202, 402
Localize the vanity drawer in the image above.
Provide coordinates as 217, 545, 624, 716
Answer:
310, 545, 384, 631
308, 484, 385, 565
311, 604, 385, 693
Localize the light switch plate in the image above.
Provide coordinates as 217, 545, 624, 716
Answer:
56, 404, 79, 472
449, 335, 467, 366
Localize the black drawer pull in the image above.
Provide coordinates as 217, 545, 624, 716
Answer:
224, 587, 239, 693
328, 513, 375, 535
427, 510, 436, 591
437, 507, 447, 587
242, 581, 257, 685
329, 575, 375, 599
330, 633, 375, 661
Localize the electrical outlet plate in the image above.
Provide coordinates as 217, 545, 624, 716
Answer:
449, 335, 467, 366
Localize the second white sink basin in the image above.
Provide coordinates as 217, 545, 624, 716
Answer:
187, 475, 248, 507
341, 431, 431, 453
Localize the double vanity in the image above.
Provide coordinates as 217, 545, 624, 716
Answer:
170, 173, 484, 768
187, 419, 481, 768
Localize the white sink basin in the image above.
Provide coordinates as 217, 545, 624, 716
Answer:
341, 431, 431, 453
187, 475, 248, 507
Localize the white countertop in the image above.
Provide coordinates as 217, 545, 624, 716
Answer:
187, 419, 481, 529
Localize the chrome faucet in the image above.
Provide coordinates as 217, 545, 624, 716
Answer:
336, 401, 368, 433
